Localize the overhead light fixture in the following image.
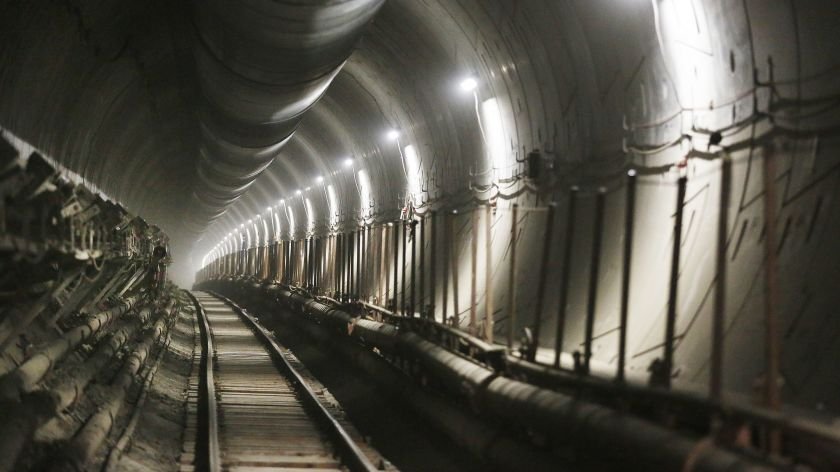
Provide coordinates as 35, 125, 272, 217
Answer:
386, 129, 399, 141
295, 189, 302, 195
266, 206, 272, 212
343, 157, 354, 168
305, 187, 311, 191
280, 199, 285, 204
459, 76, 478, 92
316, 176, 324, 183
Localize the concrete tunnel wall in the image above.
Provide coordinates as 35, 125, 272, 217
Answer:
1, 0, 839, 412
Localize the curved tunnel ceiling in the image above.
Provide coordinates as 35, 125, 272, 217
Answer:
3, 0, 840, 409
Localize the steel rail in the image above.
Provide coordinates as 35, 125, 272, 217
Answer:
186, 291, 221, 472
207, 291, 380, 472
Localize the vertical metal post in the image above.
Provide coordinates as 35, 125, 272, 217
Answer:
357, 229, 362, 300
450, 211, 460, 327
352, 230, 357, 299
402, 221, 408, 315
470, 208, 479, 332
306, 238, 312, 288
296, 239, 301, 286
664, 175, 688, 389
318, 237, 323, 291
277, 239, 286, 284
361, 226, 367, 301
356, 229, 362, 300
392, 222, 399, 311
410, 220, 417, 317
618, 171, 637, 382
762, 147, 782, 442
274, 241, 280, 282
291, 240, 296, 285
555, 188, 578, 368
441, 212, 449, 324
583, 190, 606, 374
283, 240, 288, 284
333, 235, 339, 296
289, 240, 295, 285
529, 203, 556, 362
507, 204, 519, 349
430, 211, 438, 322
485, 205, 494, 342
711, 156, 731, 401
419, 215, 425, 316
380, 225, 387, 306
339, 233, 345, 299
339, 233, 344, 297
343, 232, 349, 299
359, 229, 365, 300
347, 230, 356, 301
310, 238, 314, 289
333, 234, 338, 295
347, 231, 353, 298
313, 237, 318, 290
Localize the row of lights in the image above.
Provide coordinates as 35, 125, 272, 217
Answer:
203, 76, 482, 267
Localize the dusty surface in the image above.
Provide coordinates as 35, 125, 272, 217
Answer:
108, 309, 195, 471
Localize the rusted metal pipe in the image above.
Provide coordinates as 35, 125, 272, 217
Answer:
61, 314, 169, 471
0, 296, 141, 398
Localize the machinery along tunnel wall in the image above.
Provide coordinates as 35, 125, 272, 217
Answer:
190, 0, 840, 412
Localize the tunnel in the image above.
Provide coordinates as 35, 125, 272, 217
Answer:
1, 0, 839, 470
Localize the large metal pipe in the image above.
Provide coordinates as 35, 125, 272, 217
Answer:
188, 0, 385, 228
0, 296, 142, 397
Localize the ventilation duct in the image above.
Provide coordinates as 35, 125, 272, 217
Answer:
188, 0, 385, 231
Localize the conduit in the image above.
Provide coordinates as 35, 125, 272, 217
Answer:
0, 296, 142, 398
188, 0, 384, 229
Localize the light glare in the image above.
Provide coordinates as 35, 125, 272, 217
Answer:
459, 77, 478, 92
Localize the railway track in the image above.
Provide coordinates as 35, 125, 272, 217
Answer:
181, 291, 386, 472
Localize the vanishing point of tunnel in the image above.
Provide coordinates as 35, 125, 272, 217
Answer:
1, 1, 839, 471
